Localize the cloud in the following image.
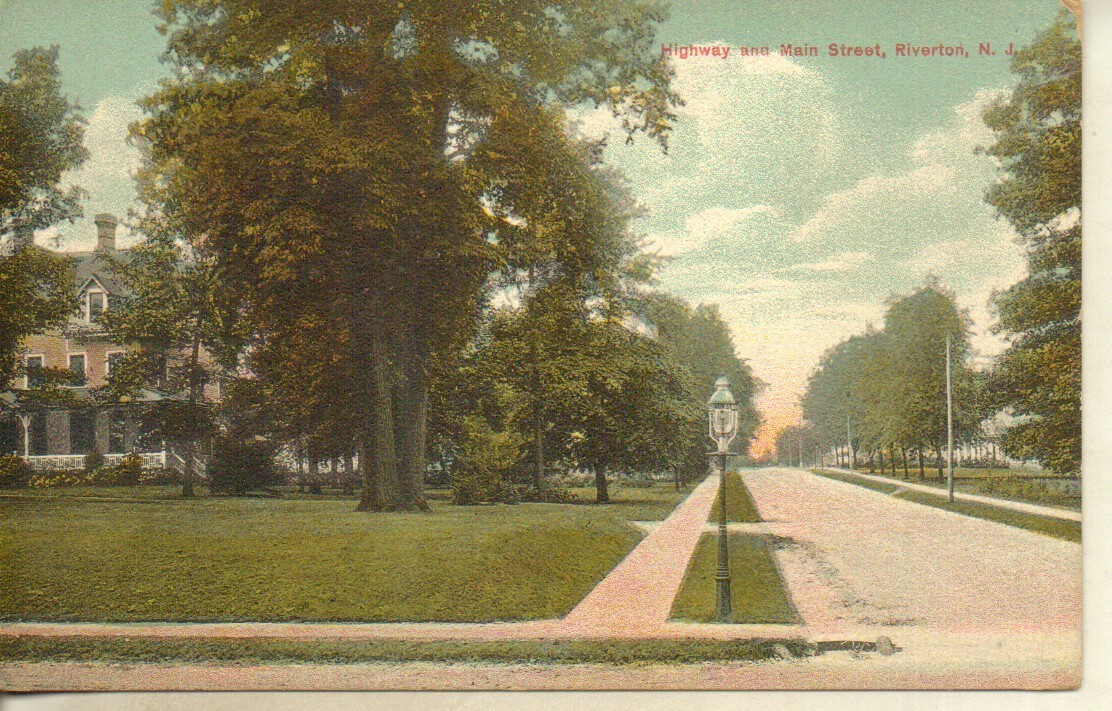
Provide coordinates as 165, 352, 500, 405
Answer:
597, 85, 1028, 454
44, 95, 143, 250
782, 251, 875, 273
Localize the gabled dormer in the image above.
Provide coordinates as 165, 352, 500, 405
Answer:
78, 275, 110, 325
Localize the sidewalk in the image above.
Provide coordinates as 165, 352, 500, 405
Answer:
560, 473, 721, 634
821, 467, 1081, 522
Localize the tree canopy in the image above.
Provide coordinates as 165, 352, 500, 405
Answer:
982, 10, 1081, 476
800, 283, 986, 477
0, 46, 85, 387
134, 0, 682, 509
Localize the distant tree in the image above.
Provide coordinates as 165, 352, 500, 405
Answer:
801, 283, 986, 479
644, 294, 761, 486
1, 46, 86, 386
982, 11, 1081, 476
879, 283, 984, 478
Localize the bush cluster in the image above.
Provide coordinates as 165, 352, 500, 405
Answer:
451, 417, 522, 505
0, 454, 32, 488
207, 436, 279, 495
26, 453, 149, 488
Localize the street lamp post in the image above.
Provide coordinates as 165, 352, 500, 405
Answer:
845, 390, 854, 471
708, 376, 739, 623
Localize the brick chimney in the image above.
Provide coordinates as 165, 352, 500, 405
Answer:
11, 219, 34, 251
94, 213, 118, 251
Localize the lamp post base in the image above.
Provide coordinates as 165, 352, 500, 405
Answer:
715, 573, 732, 622
715, 454, 731, 622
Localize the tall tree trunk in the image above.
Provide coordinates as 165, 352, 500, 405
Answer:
935, 443, 944, 480
182, 324, 203, 498
342, 453, 355, 496
396, 357, 431, 511
918, 447, 925, 478
357, 340, 403, 511
901, 447, 910, 479
594, 459, 610, 504
877, 448, 885, 477
528, 264, 545, 493
308, 451, 322, 495
296, 438, 305, 493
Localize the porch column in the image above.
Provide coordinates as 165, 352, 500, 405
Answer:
95, 410, 112, 454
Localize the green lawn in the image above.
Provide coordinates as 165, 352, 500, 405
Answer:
670, 533, 797, 625
0, 635, 809, 665
565, 481, 688, 521
837, 466, 1080, 511
812, 469, 1081, 543
707, 470, 762, 523
0, 491, 681, 623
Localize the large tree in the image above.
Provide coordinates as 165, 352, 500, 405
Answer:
1, 47, 86, 385
982, 11, 1081, 476
140, 0, 679, 511
98, 226, 232, 497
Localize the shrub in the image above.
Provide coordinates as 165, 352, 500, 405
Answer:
109, 453, 143, 486
451, 417, 522, 505
0, 454, 31, 489
138, 467, 179, 486
208, 436, 278, 495
517, 485, 580, 504
84, 449, 105, 475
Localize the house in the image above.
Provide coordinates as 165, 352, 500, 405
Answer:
1, 214, 179, 470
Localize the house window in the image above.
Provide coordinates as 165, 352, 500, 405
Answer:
67, 354, 87, 387
105, 351, 125, 377
86, 290, 107, 323
24, 355, 44, 389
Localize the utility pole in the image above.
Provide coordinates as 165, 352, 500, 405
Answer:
946, 334, 955, 503
845, 390, 854, 470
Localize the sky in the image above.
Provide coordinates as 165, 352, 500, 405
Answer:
0, 0, 1065, 456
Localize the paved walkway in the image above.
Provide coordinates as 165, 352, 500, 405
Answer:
1, 630, 1080, 690
822, 467, 1081, 521
560, 473, 720, 634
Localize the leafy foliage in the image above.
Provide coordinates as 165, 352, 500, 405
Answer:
207, 435, 279, 495
982, 11, 1081, 475
0, 46, 87, 232
138, 0, 681, 512
0, 46, 85, 386
799, 283, 987, 472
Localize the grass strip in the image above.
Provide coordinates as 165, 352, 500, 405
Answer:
812, 469, 1080, 543
670, 533, 798, 625
707, 471, 762, 523
0, 636, 808, 666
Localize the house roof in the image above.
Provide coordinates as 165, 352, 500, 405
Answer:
70, 250, 130, 297
1, 386, 183, 412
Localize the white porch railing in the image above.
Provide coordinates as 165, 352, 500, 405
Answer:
23, 451, 168, 471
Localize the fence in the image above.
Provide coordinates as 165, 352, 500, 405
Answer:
23, 451, 168, 472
